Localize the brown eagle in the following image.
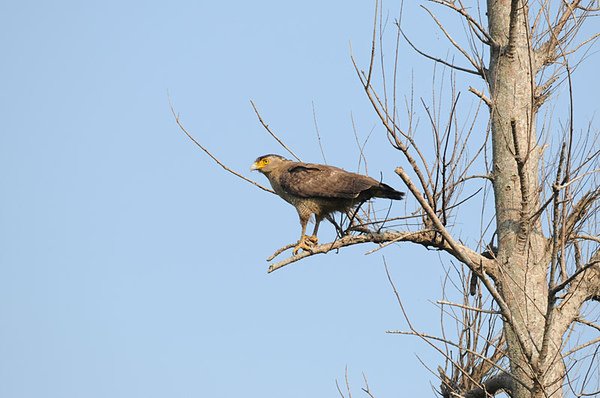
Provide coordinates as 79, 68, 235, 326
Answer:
251, 154, 405, 254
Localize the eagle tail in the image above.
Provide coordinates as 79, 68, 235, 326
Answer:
374, 183, 405, 200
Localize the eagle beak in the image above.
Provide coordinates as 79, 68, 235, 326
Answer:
250, 162, 260, 171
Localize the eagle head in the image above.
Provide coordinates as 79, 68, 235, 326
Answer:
250, 154, 288, 173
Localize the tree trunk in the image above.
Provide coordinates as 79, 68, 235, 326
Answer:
487, 1, 564, 396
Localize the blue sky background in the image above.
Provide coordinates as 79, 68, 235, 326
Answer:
1, 1, 598, 397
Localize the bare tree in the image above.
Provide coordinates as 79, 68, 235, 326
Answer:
174, 1, 600, 397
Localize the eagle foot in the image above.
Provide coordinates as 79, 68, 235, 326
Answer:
292, 235, 319, 255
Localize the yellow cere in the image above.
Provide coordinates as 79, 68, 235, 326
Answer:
251, 158, 270, 170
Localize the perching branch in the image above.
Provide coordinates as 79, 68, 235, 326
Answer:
267, 229, 490, 273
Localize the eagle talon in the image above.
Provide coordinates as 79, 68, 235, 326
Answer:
307, 235, 319, 244
292, 235, 317, 255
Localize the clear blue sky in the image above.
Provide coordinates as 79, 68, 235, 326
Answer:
1, 1, 598, 397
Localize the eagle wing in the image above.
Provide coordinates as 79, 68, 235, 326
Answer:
279, 163, 377, 199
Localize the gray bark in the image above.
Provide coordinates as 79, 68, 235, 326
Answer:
487, 1, 564, 396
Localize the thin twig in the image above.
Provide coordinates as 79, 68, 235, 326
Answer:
429, 0, 496, 46
550, 260, 599, 296
395, 167, 535, 362
436, 300, 501, 314
312, 101, 327, 164
250, 100, 302, 162
170, 103, 275, 195
401, 29, 482, 76
266, 243, 297, 261
421, 5, 484, 74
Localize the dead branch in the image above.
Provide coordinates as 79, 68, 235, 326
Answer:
468, 86, 492, 108
267, 229, 490, 273
400, 29, 482, 76
429, 0, 496, 46
395, 166, 539, 363
536, 0, 584, 66
386, 263, 506, 394
266, 243, 297, 261
575, 234, 600, 244
563, 336, 600, 358
395, 167, 493, 274
390, 330, 513, 380
350, 51, 436, 208
311, 101, 327, 164
555, 251, 600, 340
171, 104, 275, 195
250, 100, 302, 162
562, 188, 600, 241
436, 300, 501, 315
420, 5, 485, 75
576, 317, 600, 332
552, 258, 600, 297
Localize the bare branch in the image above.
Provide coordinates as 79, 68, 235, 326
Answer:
366, 0, 379, 89
250, 100, 302, 162
395, 167, 493, 274
400, 29, 482, 76
395, 167, 539, 362
389, 330, 513, 380
436, 300, 501, 315
428, 0, 496, 46
468, 86, 492, 108
575, 234, 600, 244
266, 243, 297, 261
536, 0, 584, 66
267, 229, 489, 273
576, 317, 600, 332
349, 51, 436, 208
563, 188, 600, 241
554, 251, 600, 343
552, 258, 600, 297
420, 5, 485, 74
170, 104, 275, 195
510, 119, 534, 247
311, 101, 327, 164
563, 336, 600, 357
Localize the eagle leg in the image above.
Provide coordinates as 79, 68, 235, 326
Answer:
306, 214, 324, 245
293, 212, 319, 255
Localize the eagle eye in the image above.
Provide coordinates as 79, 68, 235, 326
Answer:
262, 158, 270, 164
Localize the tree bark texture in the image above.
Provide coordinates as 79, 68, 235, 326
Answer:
487, 1, 564, 396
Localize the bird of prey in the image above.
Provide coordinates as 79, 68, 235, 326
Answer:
251, 154, 405, 254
